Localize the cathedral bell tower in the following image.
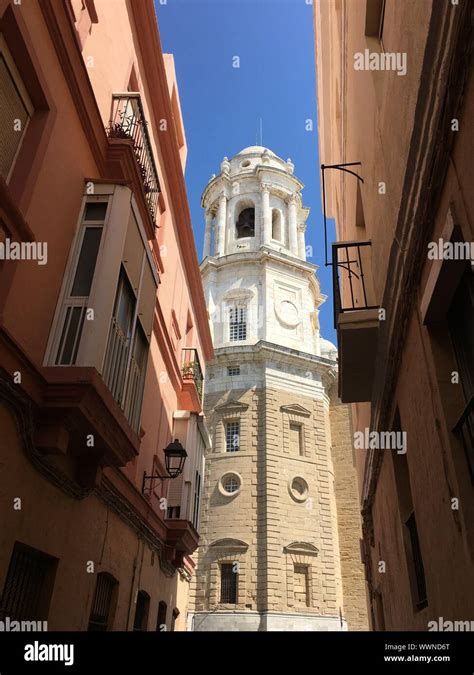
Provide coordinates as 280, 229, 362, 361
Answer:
189, 146, 347, 632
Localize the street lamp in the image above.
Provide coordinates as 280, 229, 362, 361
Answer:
141, 439, 187, 494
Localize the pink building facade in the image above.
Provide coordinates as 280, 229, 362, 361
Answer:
0, 0, 213, 630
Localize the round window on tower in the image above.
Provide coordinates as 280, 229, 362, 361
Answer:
288, 476, 309, 503
274, 299, 300, 328
240, 160, 251, 168
218, 472, 243, 497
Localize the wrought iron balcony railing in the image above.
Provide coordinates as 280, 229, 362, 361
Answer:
332, 241, 379, 328
107, 94, 161, 227
453, 395, 474, 483
182, 348, 203, 401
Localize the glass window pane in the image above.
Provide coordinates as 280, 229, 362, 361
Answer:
133, 323, 148, 370
225, 421, 240, 452
71, 227, 102, 297
56, 306, 85, 365
115, 274, 135, 338
84, 202, 108, 221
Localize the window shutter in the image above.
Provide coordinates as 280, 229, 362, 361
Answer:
167, 472, 183, 507
122, 212, 143, 291
137, 259, 156, 339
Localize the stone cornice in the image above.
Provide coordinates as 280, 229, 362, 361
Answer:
201, 174, 232, 207
284, 542, 319, 556
200, 247, 318, 275
201, 165, 304, 207
201, 248, 325, 314
209, 538, 249, 552
214, 400, 249, 413
211, 341, 338, 389
280, 403, 312, 417
255, 165, 304, 190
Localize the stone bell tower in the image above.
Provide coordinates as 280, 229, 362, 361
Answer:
188, 146, 367, 631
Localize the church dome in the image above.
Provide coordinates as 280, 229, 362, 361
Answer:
237, 146, 277, 157
320, 337, 338, 360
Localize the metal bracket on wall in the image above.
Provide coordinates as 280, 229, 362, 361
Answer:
320, 162, 364, 267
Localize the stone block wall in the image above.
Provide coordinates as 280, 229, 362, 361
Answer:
329, 385, 370, 630
190, 374, 365, 630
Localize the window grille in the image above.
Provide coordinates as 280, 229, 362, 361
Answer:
223, 477, 239, 493
88, 572, 117, 631
0, 543, 57, 621
225, 421, 240, 452
220, 563, 237, 603
229, 307, 247, 341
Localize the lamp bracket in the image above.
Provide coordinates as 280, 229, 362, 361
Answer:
141, 471, 181, 495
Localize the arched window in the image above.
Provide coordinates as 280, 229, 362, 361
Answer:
236, 207, 255, 239
88, 572, 118, 631
133, 590, 150, 631
156, 600, 167, 632
272, 209, 282, 241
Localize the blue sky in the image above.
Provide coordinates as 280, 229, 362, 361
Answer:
156, 0, 337, 343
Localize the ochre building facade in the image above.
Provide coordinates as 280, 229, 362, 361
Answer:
315, 0, 473, 630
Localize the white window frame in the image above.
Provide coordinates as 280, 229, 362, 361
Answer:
46, 195, 111, 366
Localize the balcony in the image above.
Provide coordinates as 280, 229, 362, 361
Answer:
453, 396, 474, 483
163, 520, 200, 565
180, 348, 203, 411
332, 241, 379, 403
182, 348, 203, 398
107, 94, 161, 227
